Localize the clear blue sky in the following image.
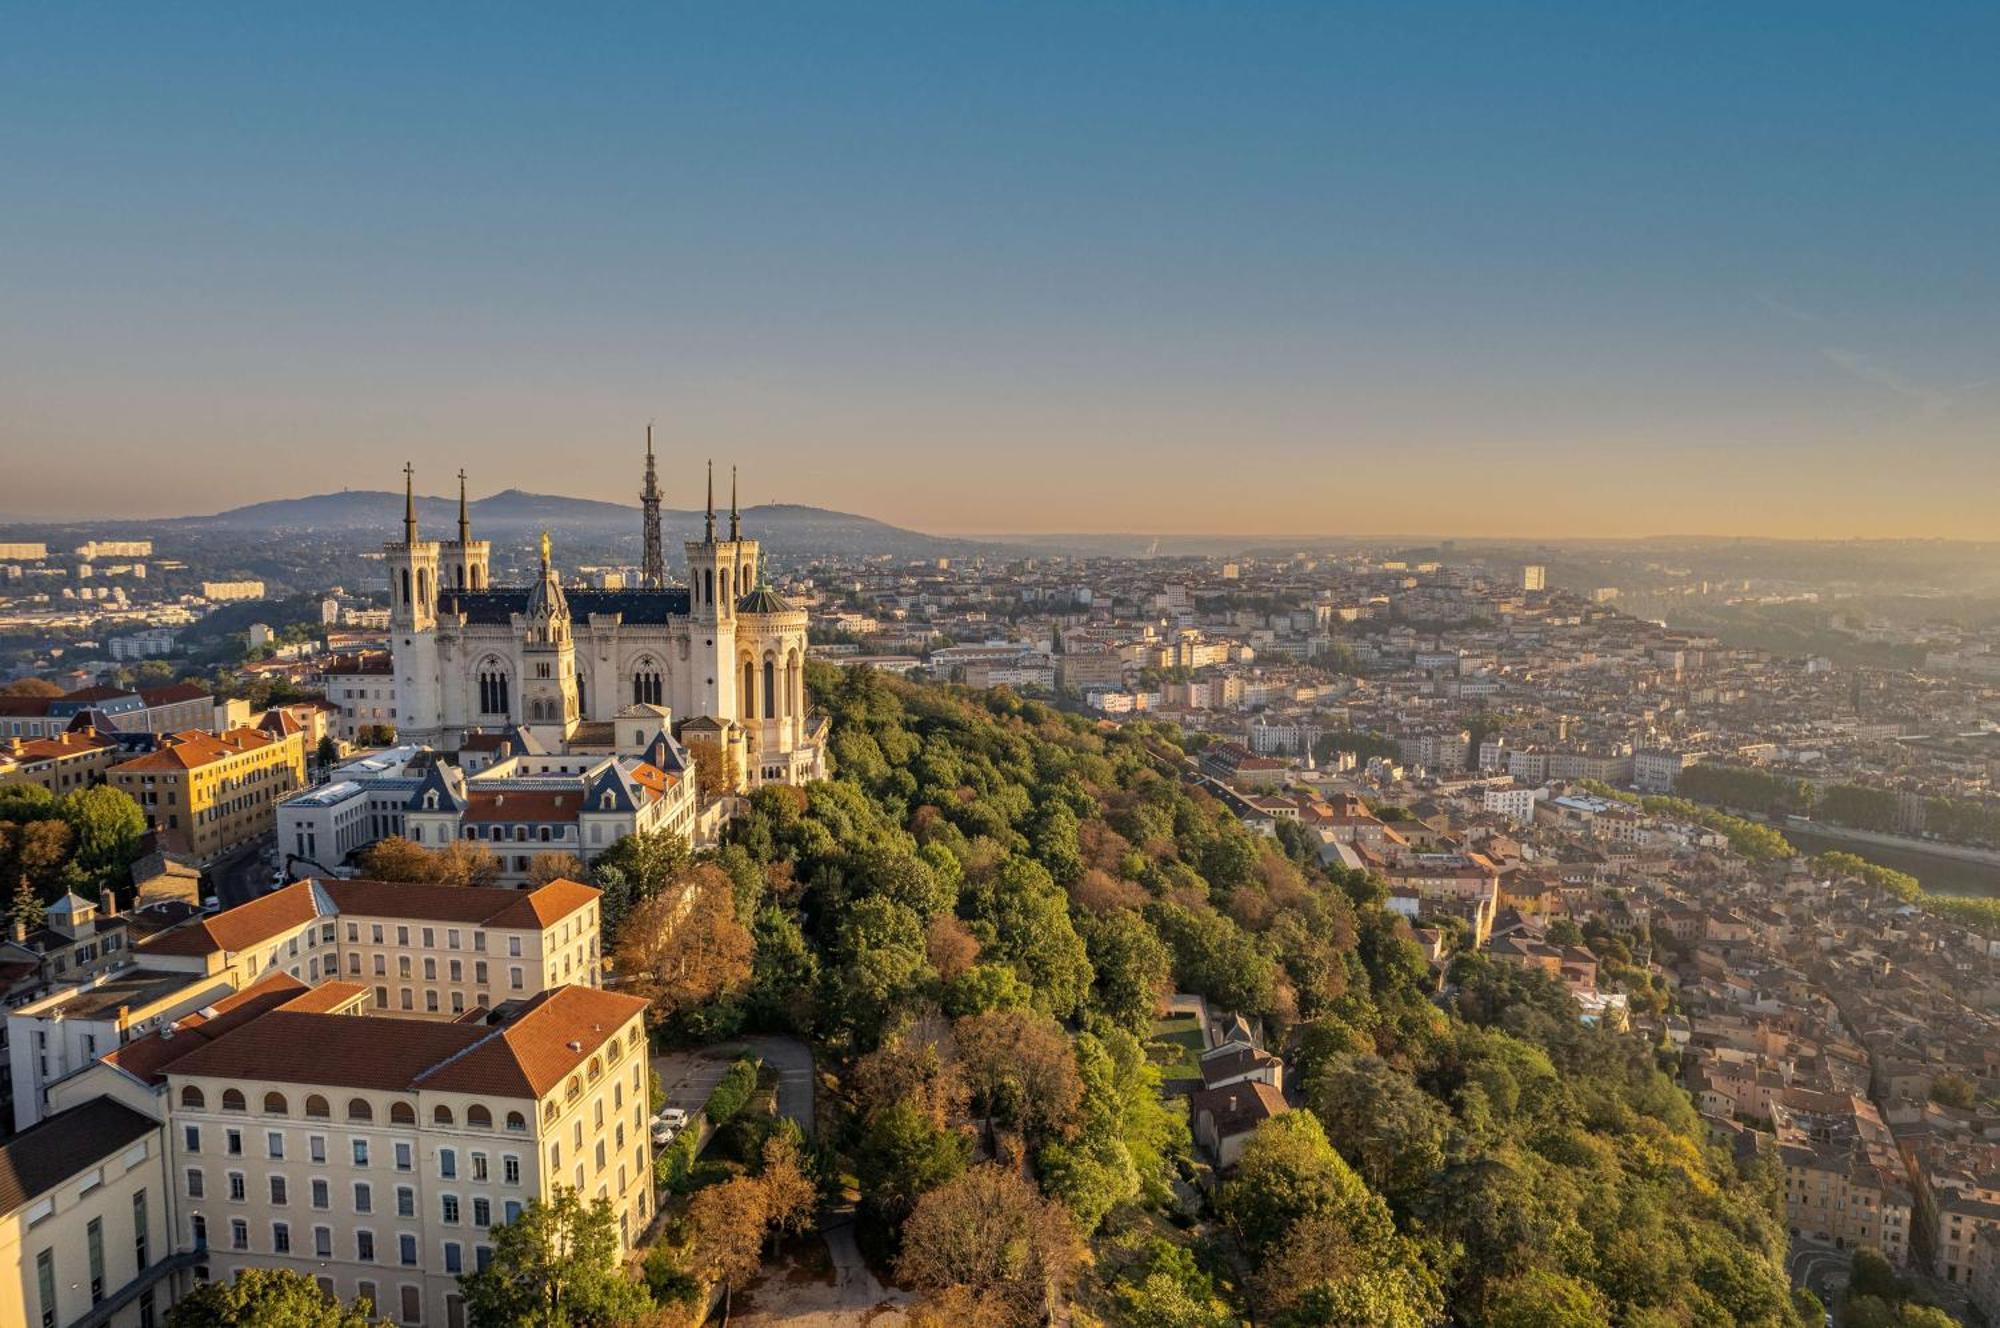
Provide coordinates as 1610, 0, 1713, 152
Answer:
4, 3, 1997, 537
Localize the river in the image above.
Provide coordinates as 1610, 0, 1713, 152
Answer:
1781, 824, 2000, 899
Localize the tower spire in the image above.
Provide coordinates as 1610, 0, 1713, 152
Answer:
403, 462, 417, 544
457, 469, 470, 546
640, 424, 665, 589
729, 465, 740, 542
704, 459, 716, 543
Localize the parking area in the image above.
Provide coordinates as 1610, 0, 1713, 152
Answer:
651, 1045, 740, 1117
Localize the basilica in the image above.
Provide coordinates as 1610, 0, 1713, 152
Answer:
381, 437, 825, 789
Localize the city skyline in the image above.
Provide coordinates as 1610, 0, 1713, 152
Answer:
5, 4, 1999, 537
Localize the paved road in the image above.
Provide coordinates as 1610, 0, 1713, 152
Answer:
211, 836, 278, 908
740, 1034, 815, 1135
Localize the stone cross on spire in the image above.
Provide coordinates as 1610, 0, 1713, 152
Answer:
403, 462, 417, 544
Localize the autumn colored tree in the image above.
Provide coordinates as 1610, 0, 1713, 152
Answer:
612, 863, 752, 1023
897, 1165, 1082, 1328
954, 1008, 1083, 1145
852, 1017, 970, 1129
358, 835, 500, 886
527, 851, 580, 887
358, 836, 439, 883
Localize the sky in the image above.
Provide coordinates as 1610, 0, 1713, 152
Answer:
3, 3, 1998, 539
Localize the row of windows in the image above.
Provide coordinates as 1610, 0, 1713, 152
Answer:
181, 1097, 529, 1130
347, 920, 525, 954
189, 1167, 523, 1218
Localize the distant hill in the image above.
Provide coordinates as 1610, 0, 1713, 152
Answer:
156, 488, 988, 558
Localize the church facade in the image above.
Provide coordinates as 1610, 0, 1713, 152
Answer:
381, 442, 825, 790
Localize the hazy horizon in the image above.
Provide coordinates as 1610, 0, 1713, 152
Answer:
5, 4, 1998, 538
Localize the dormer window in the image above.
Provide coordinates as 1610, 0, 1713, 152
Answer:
424, 792, 438, 810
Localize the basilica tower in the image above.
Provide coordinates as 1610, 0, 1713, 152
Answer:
385, 463, 445, 742
516, 530, 580, 741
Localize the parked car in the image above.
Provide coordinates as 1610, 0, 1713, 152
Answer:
658, 1107, 690, 1128
650, 1118, 676, 1146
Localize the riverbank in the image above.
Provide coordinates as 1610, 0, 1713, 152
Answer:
1779, 824, 2000, 900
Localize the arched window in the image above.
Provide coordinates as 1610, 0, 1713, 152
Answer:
471, 564, 484, 590
787, 649, 802, 720
347, 1098, 373, 1122
742, 659, 755, 719
263, 1092, 288, 1115
467, 1105, 492, 1129
418, 567, 430, 609
587, 1057, 602, 1083
631, 661, 662, 707
764, 655, 777, 720
305, 1094, 330, 1119
389, 1102, 415, 1125
221, 1088, 246, 1112
505, 1111, 528, 1132
478, 665, 511, 717
180, 1086, 205, 1109
704, 568, 714, 606
565, 1075, 582, 1103
400, 568, 411, 606
434, 1105, 455, 1126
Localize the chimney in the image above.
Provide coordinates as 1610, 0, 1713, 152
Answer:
11, 917, 25, 943
100, 888, 117, 918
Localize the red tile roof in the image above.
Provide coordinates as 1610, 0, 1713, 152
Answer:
112, 727, 291, 774
462, 790, 577, 823
415, 985, 649, 1097
157, 983, 647, 1099
103, 973, 314, 1085
164, 1010, 491, 1092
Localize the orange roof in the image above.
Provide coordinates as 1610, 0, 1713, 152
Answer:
416, 985, 649, 1097
486, 878, 599, 930
163, 1011, 490, 1092
322, 877, 598, 929
137, 881, 323, 957
156, 984, 646, 1098
102, 973, 314, 1085
15, 731, 117, 759
112, 727, 290, 774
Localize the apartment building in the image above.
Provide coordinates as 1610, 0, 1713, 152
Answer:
0, 728, 123, 794
110, 728, 307, 865
0, 1097, 175, 1328
133, 877, 603, 1017
160, 984, 651, 1327
8, 966, 234, 1131
319, 653, 397, 744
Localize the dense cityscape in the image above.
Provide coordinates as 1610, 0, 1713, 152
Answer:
9, 5, 1998, 1327
1, 463, 1998, 1327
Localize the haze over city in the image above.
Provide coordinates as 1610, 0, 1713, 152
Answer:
5, 3, 1998, 537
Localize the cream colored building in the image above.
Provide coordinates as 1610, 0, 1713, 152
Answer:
161, 985, 651, 1327
133, 877, 603, 1018
1, 1097, 176, 1328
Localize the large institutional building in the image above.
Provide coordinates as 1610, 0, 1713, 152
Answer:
382, 441, 825, 790
5, 877, 644, 1328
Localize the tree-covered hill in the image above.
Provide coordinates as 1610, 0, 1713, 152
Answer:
653, 664, 1813, 1327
